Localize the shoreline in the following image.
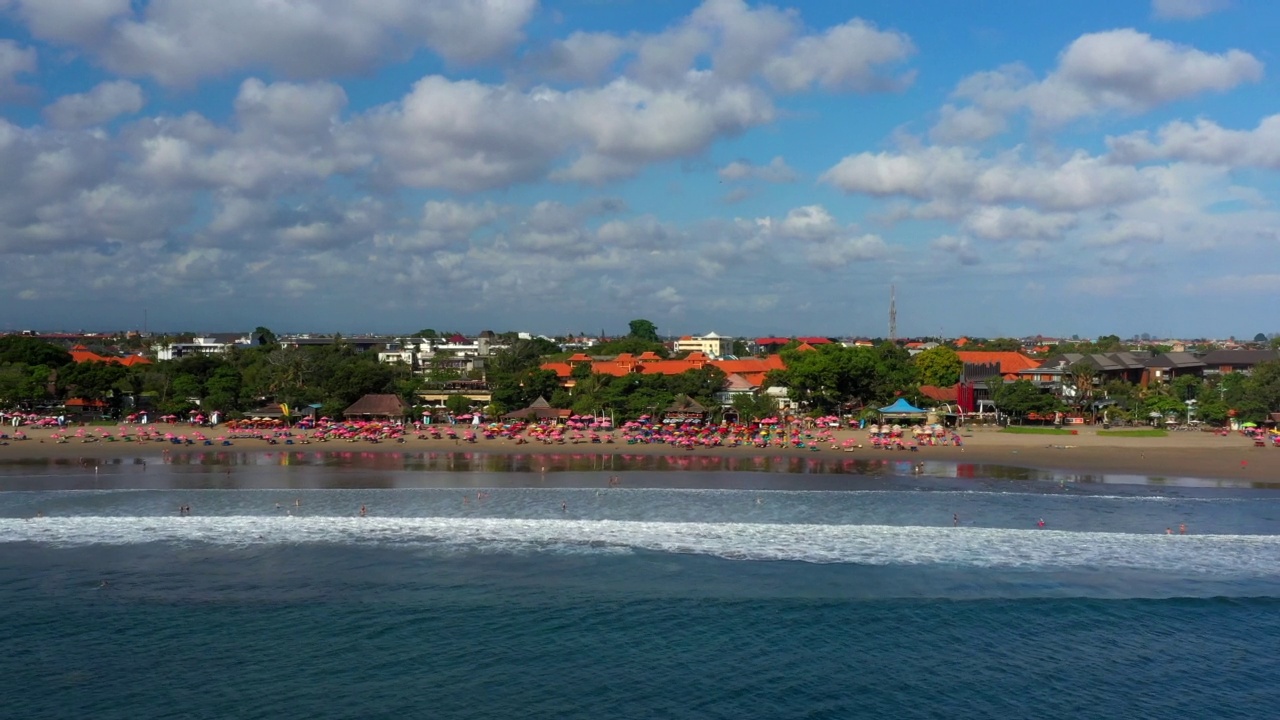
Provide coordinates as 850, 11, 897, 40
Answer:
3, 425, 1278, 485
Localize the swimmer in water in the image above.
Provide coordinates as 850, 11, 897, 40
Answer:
953, 513, 959, 527
561, 501, 567, 512
1037, 518, 1045, 528
1180, 523, 1187, 535
99, 580, 110, 589
359, 505, 367, 517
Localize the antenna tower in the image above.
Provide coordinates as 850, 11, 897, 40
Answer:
888, 285, 897, 342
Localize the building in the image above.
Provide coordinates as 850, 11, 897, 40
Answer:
675, 332, 733, 359
1199, 349, 1280, 375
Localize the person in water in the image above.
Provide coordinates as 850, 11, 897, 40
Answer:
1180, 523, 1187, 535
1037, 518, 1045, 528
359, 505, 367, 517
953, 513, 959, 527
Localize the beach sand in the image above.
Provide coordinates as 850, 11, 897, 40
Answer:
2, 424, 1277, 484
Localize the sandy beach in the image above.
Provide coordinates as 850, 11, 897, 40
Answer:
3, 424, 1277, 484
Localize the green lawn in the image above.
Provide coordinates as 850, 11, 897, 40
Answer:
1000, 426, 1076, 435
1096, 429, 1168, 438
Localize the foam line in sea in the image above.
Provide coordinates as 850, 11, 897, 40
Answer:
2, 516, 1276, 575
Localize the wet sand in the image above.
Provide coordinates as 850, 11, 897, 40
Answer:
2, 424, 1276, 483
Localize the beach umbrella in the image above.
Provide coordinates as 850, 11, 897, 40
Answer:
1242, 422, 1258, 428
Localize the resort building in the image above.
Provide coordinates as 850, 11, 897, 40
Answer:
675, 332, 734, 359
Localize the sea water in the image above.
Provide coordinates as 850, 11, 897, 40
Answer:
2, 453, 1278, 719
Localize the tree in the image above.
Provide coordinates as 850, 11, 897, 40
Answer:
0, 336, 72, 368
412, 329, 439, 338
1255, 333, 1268, 343
252, 326, 278, 346
628, 318, 660, 342
913, 346, 962, 387
993, 380, 1061, 417
732, 339, 749, 357
731, 391, 779, 422
1065, 361, 1096, 410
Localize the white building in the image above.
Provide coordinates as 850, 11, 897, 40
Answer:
675, 332, 734, 359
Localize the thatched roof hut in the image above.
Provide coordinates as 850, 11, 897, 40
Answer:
502, 396, 572, 421
344, 394, 409, 419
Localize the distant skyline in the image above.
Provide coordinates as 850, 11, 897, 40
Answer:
1, 1, 1278, 339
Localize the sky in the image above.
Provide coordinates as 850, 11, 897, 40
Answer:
0, 0, 1277, 339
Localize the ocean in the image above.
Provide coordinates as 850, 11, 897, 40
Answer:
3, 451, 1278, 719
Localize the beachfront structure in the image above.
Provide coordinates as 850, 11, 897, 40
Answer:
343, 393, 409, 419
1199, 349, 1280, 375
675, 332, 734, 359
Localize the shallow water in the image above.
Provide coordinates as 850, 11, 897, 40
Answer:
3, 454, 1278, 718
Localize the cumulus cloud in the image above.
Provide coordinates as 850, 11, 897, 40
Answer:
930, 235, 981, 265
9, 0, 537, 85
933, 29, 1261, 138
0, 39, 37, 100
761, 19, 915, 92
1107, 114, 1280, 168
963, 206, 1078, 241
43, 80, 145, 129
821, 146, 1156, 212
1152, 0, 1230, 20
718, 156, 798, 182
544, 0, 915, 94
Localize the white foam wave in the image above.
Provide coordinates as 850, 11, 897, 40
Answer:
4, 516, 1278, 575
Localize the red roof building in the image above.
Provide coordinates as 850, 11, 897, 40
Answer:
956, 351, 1039, 379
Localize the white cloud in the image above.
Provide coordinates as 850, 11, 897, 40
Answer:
821, 146, 1156, 212
761, 18, 916, 93
1152, 0, 1230, 20
0, 39, 37, 100
1085, 220, 1165, 247
930, 235, 981, 265
10, 0, 537, 85
1107, 114, 1280, 169
963, 206, 1078, 241
718, 156, 797, 182
935, 29, 1262, 137
43, 80, 145, 129
929, 104, 1008, 144
778, 205, 838, 238
535, 31, 631, 84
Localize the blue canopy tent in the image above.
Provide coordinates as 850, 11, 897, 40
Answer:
878, 398, 927, 422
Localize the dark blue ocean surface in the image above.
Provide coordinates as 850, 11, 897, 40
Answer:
3, 456, 1279, 719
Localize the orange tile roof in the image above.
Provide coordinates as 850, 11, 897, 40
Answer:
541, 354, 786, 385
956, 351, 1040, 378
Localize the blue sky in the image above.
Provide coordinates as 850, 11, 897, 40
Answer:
1, 0, 1277, 339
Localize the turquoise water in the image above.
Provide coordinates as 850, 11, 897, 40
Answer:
3, 453, 1279, 719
